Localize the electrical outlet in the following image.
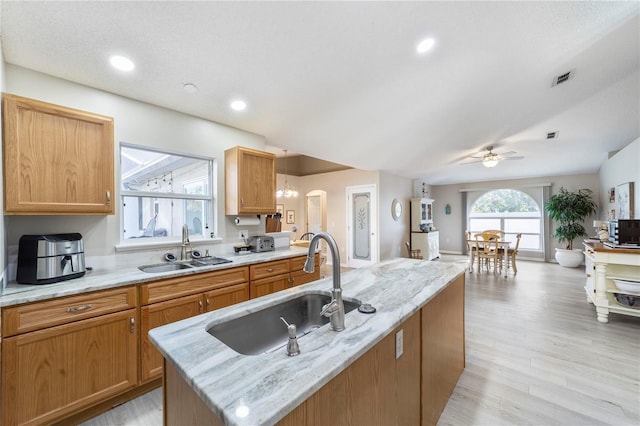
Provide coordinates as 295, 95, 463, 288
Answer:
395, 329, 403, 359
239, 230, 248, 240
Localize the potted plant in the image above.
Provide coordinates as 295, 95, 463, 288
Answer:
544, 187, 597, 267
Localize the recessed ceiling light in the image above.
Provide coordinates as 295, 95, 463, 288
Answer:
109, 55, 135, 72
416, 38, 435, 54
230, 100, 247, 111
183, 83, 198, 93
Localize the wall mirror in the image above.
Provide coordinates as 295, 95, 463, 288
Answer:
391, 198, 402, 221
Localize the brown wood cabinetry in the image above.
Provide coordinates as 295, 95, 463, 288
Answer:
249, 255, 320, 299
225, 146, 276, 215
2, 93, 114, 215
139, 267, 250, 382
1, 287, 137, 425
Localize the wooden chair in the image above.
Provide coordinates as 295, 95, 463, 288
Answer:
474, 233, 499, 273
405, 242, 423, 259
483, 229, 505, 238
499, 233, 522, 274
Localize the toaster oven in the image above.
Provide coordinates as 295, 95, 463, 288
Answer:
17, 233, 86, 284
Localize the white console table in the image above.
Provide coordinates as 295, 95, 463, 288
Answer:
583, 241, 640, 323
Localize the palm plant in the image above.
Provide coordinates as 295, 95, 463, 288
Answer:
544, 187, 597, 250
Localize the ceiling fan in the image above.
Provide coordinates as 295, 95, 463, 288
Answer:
460, 146, 524, 168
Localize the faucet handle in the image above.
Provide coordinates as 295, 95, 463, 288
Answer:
320, 300, 339, 317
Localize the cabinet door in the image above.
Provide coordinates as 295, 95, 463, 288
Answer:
140, 294, 203, 382
1, 309, 137, 425
225, 146, 276, 215
250, 274, 290, 299
2, 94, 114, 215
205, 283, 250, 312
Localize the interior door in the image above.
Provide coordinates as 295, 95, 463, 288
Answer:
346, 185, 378, 268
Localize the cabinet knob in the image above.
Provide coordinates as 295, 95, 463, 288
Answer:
206, 298, 211, 311
130, 317, 135, 334
198, 300, 203, 313
267, 268, 274, 272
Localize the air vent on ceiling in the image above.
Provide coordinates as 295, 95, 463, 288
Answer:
546, 131, 559, 140
551, 69, 575, 87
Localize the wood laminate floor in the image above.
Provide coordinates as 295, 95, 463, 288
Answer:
81, 257, 640, 426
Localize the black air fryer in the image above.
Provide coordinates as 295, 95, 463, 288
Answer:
17, 233, 86, 284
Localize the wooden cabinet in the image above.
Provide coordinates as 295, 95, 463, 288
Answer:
1, 287, 137, 425
139, 267, 250, 382
583, 242, 640, 323
2, 93, 114, 215
225, 146, 276, 215
249, 255, 320, 299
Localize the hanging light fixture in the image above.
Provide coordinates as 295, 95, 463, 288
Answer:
276, 150, 298, 198
482, 150, 500, 168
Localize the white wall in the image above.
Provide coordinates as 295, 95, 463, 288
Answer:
598, 138, 640, 220
431, 173, 600, 256
379, 171, 413, 260
4, 65, 266, 262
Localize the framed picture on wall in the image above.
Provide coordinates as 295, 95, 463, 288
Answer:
616, 182, 634, 220
608, 187, 615, 203
286, 210, 295, 224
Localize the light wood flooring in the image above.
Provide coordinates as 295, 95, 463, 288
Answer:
81, 257, 640, 426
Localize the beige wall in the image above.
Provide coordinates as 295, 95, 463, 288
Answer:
3, 65, 267, 258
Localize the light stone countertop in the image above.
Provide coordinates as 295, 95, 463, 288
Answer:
149, 258, 466, 426
0, 247, 311, 307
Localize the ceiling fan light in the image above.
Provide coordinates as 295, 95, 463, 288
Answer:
482, 153, 500, 168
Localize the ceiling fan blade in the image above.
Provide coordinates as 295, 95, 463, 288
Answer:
500, 156, 524, 161
460, 158, 484, 165
499, 151, 518, 157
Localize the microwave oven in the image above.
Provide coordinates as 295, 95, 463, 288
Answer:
608, 220, 640, 245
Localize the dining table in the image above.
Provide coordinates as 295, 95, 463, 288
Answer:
467, 238, 511, 277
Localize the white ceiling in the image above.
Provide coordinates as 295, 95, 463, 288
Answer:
2, 1, 638, 184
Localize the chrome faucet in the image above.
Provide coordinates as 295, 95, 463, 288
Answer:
180, 224, 192, 260
304, 232, 345, 331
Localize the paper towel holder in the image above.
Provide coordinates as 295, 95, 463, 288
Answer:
234, 215, 261, 226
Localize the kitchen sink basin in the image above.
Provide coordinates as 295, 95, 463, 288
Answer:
138, 257, 232, 273
207, 292, 361, 355
138, 263, 194, 273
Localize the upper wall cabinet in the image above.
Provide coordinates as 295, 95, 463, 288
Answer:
2, 94, 115, 215
225, 146, 276, 215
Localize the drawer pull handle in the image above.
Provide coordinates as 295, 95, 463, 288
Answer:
67, 304, 93, 313
586, 274, 592, 278
267, 268, 274, 272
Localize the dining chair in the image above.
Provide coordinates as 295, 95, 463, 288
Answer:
483, 229, 505, 238
405, 241, 423, 259
499, 232, 522, 274
474, 232, 499, 273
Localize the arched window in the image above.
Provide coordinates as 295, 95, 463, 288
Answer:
469, 189, 542, 251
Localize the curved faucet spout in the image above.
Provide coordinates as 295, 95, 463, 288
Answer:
304, 232, 345, 331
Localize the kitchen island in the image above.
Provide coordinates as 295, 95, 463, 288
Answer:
150, 258, 466, 425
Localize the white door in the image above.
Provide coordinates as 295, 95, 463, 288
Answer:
346, 185, 378, 268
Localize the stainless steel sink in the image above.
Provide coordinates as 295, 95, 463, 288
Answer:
207, 292, 361, 355
138, 263, 194, 273
139, 257, 232, 273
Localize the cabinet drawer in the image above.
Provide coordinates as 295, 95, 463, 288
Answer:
290, 254, 319, 272
250, 260, 290, 280
2, 286, 137, 337
140, 267, 249, 305
250, 275, 290, 299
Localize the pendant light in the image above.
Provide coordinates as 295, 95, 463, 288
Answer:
276, 150, 298, 198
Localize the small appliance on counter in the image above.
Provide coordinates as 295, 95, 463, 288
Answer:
17, 233, 86, 284
247, 235, 275, 253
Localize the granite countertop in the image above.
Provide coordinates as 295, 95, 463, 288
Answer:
149, 258, 466, 426
0, 247, 311, 307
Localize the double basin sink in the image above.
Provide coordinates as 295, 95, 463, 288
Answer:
208, 292, 362, 355
138, 257, 233, 273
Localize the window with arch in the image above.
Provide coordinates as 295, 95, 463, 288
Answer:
469, 189, 542, 251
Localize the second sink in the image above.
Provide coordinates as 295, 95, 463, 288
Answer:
207, 292, 361, 355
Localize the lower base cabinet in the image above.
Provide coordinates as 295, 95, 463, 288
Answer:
2, 309, 138, 425
164, 275, 465, 426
